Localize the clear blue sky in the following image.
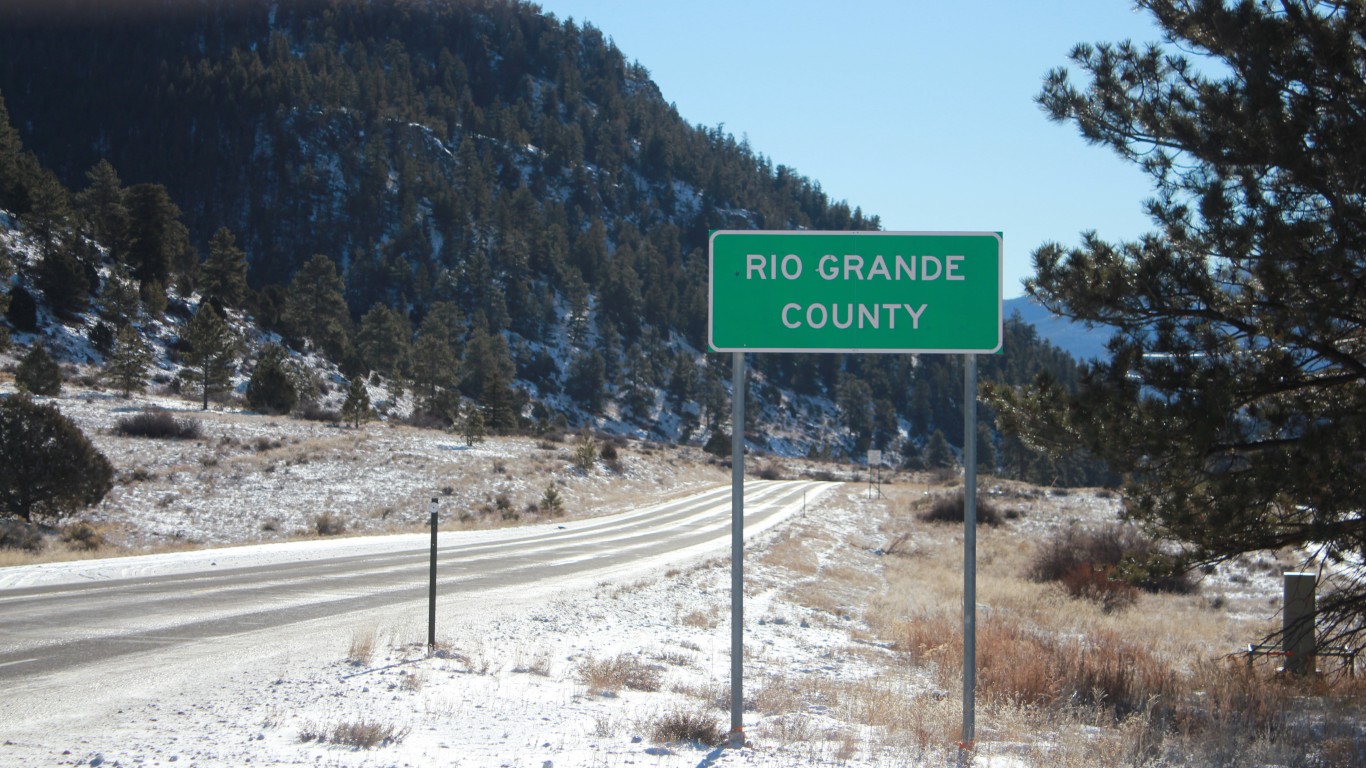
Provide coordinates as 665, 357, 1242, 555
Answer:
533, 0, 1171, 298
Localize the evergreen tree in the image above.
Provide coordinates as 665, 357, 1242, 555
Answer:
461, 406, 486, 446
75, 159, 129, 256
987, 1, 1366, 643
356, 303, 412, 380
246, 344, 298, 415
0, 240, 12, 351
340, 375, 371, 428
200, 227, 249, 310
410, 330, 460, 421
180, 303, 240, 410
35, 235, 90, 319
922, 429, 955, 470
16, 344, 62, 396
97, 263, 142, 328
565, 349, 607, 415
103, 325, 151, 397
0, 394, 113, 523
5, 284, 37, 333
125, 183, 192, 294
285, 254, 352, 364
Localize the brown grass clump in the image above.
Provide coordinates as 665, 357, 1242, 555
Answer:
59, 521, 105, 551
347, 627, 377, 667
299, 719, 410, 748
574, 654, 662, 695
649, 708, 722, 746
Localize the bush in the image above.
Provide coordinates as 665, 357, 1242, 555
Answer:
60, 520, 105, 551
1029, 523, 1197, 603
0, 518, 44, 551
15, 344, 62, 396
114, 409, 202, 440
575, 654, 662, 695
295, 403, 340, 423
313, 512, 346, 536
245, 344, 298, 415
918, 490, 1003, 526
650, 708, 723, 747
0, 394, 113, 522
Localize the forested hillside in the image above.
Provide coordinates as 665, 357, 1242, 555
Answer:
0, 0, 1110, 485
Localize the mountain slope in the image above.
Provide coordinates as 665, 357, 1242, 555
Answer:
0, 0, 1110, 485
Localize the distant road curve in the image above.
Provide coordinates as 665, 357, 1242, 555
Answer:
0, 480, 836, 682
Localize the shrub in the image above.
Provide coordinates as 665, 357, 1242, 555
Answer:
245, 344, 298, 415
299, 719, 409, 749
0, 394, 113, 522
1029, 523, 1196, 599
575, 654, 662, 695
114, 409, 202, 440
295, 403, 340, 423
756, 462, 783, 480
313, 512, 346, 536
15, 344, 62, 396
650, 708, 723, 747
60, 521, 105, 551
0, 518, 44, 551
918, 490, 1003, 526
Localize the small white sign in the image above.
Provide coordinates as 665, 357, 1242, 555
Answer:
867, 450, 882, 466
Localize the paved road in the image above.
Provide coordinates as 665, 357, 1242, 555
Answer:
0, 480, 832, 683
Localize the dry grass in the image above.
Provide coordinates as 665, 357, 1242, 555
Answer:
574, 653, 662, 695
347, 626, 377, 667
648, 707, 723, 746
299, 718, 410, 748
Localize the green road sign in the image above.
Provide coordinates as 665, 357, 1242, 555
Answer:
709, 230, 1002, 353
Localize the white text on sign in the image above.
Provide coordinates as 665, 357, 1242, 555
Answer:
745, 253, 967, 282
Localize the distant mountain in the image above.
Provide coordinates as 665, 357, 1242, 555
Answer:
1004, 295, 1110, 363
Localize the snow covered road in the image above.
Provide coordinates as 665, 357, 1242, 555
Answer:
0, 480, 833, 683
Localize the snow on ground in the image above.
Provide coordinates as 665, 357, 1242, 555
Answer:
2, 481, 963, 768
0, 381, 1303, 768
18, 383, 729, 550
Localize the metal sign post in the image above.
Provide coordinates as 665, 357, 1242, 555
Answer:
428, 497, 438, 652
962, 356, 978, 754
729, 351, 746, 747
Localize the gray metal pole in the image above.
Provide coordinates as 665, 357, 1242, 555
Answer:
1283, 572, 1317, 675
428, 497, 438, 651
962, 355, 978, 752
729, 351, 746, 747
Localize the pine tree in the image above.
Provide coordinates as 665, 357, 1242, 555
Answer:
341, 375, 371, 428
410, 330, 460, 420
246, 344, 298, 415
98, 263, 142, 328
461, 406, 485, 445
986, 1, 1366, 644
285, 254, 352, 364
200, 227, 249, 310
356, 303, 412, 380
0, 394, 114, 522
0, 240, 12, 351
923, 429, 955, 470
180, 303, 240, 410
103, 325, 151, 397
75, 159, 129, 256
125, 183, 192, 295
16, 344, 62, 396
